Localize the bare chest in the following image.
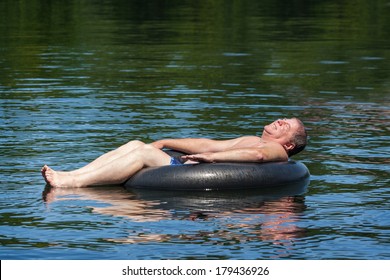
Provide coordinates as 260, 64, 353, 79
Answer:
230, 136, 265, 149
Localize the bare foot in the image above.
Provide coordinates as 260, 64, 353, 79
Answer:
41, 165, 49, 184
41, 165, 76, 177
42, 165, 78, 188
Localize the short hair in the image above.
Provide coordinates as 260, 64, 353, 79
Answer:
288, 118, 308, 157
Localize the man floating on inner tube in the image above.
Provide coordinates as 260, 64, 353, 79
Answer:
41, 118, 307, 188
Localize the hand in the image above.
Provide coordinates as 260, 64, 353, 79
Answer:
181, 153, 215, 163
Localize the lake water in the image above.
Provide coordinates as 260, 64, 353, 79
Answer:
0, 0, 389, 260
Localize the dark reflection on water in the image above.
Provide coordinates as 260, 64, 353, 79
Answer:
38, 184, 308, 259
1, 0, 390, 259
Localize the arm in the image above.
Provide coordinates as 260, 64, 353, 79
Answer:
181, 143, 288, 163
151, 136, 256, 154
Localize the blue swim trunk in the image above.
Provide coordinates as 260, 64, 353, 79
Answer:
170, 157, 183, 166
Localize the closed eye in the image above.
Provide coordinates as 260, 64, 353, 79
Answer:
282, 119, 291, 130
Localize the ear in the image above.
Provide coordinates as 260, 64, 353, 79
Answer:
283, 142, 295, 152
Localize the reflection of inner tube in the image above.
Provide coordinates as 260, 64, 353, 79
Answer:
130, 182, 309, 214
124, 150, 310, 191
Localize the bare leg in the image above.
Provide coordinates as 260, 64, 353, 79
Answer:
42, 143, 171, 188
67, 140, 145, 176
41, 140, 144, 181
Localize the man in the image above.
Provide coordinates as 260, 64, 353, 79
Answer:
41, 117, 307, 188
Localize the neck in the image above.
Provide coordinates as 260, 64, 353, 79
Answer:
261, 133, 289, 152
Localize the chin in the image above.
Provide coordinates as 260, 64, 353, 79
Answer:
262, 127, 272, 138
263, 125, 273, 134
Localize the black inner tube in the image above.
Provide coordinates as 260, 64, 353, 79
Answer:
124, 150, 310, 191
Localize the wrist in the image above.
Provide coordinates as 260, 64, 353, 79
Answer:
207, 152, 217, 163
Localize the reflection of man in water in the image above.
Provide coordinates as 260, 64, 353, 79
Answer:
43, 186, 307, 247
41, 118, 307, 188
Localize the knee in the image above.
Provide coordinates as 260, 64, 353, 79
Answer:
127, 140, 145, 146
128, 143, 160, 163
125, 141, 158, 155
131, 144, 165, 166
124, 140, 145, 150
137, 143, 158, 154
118, 140, 146, 155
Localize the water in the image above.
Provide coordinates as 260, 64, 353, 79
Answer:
1, 0, 389, 260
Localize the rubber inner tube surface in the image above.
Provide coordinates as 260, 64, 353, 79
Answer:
124, 150, 310, 191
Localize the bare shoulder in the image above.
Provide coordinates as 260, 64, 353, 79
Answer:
260, 140, 283, 147
259, 140, 285, 150
259, 140, 289, 162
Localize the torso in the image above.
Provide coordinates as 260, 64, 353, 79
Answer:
229, 136, 268, 149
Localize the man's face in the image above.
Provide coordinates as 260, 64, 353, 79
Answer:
262, 118, 300, 144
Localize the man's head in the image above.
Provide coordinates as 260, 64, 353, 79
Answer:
262, 117, 307, 156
